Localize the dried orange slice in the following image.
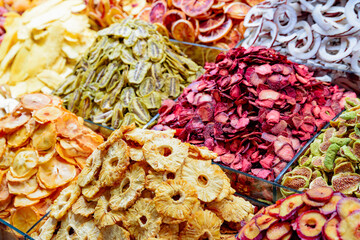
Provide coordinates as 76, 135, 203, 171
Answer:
239, 21, 246, 36
0, 113, 30, 134
8, 175, 38, 195
0, 137, 5, 159
55, 143, 77, 165
171, 19, 196, 43
154, 23, 169, 37
27, 188, 54, 200
149, 0, 167, 23
163, 10, 186, 32
13, 196, 40, 208
10, 148, 38, 178
198, 18, 233, 43
181, 0, 214, 17
172, 0, 182, 8
7, 118, 36, 148
55, 113, 82, 139
245, 0, 264, 7
211, 1, 225, 10
33, 106, 63, 123
189, 17, 200, 38
32, 122, 57, 151
136, 7, 151, 22
199, 14, 226, 33
38, 156, 77, 189
20, 94, 52, 111
11, 206, 39, 233
224, 2, 250, 20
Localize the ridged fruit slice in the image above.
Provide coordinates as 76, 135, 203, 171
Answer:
163, 10, 186, 32
149, 0, 167, 23
198, 18, 233, 43
33, 106, 63, 123
20, 93, 52, 110
224, 2, 250, 20
10, 148, 38, 178
171, 19, 196, 42
199, 14, 226, 33
11, 207, 39, 233
337, 210, 360, 240
136, 7, 151, 22
181, 0, 214, 17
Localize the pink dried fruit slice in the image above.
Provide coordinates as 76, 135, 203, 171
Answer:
336, 197, 360, 219
266, 222, 292, 240
181, 0, 214, 17
279, 194, 303, 221
254, 213, 278, 231
149, 0, 167, 23
238, 218, 262, 240
337, 210, 360, 240
198, 18, 233, 43
306, 186, 333, 202
172, 0, 182, 8
296, 210, 327, 239
21, 94, 52, 110
320, 193, 344, 215
323, 216, 340, 240
302, 194, 325, 208
199, 14, 226, 33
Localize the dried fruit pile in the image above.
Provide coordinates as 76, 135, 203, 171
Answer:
281, 98, 360, 197
31, 125, 254, 240
0, 93, 104, 235
55, 18, 203, 129
238, 187, 360, 240
0, 0, 95, 97
154, 46, 356, 181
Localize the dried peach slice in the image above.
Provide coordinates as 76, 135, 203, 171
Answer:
27, 187, 55, 200
13, 196, 40, 208
33, 106, 63, 123
199, 14, 226, 33
10, 148, 38, 178
55, 113, 82, 139
163, 10, 186, 33
0, 137, 5, 159
32, 122, 57, 151
38, 156, 77, 189
7, 118, 36, 148
149, 0, 167, 23
21, 94, 52, 110
0, 113, 30, 134
181, 0, 214, 17
224, 2, 250, 20
171, 19, 196, 43
136, 7, 151, 22
8, 175, 38, 195
11, 206, 40, 233
198, 17, 233, 43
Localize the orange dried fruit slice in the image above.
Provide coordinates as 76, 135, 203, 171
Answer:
27, 187, 54, 200
75, 156, 87, 169
0, 148, 14, 169
163, 10, 186, 32
6, 168, 37, 182
33, 198, 52, 216
76, 128, 104, 153
239, 20, 246, 36
199, 14, 226, 33
0, 172, 9, 201
38, 148, 56, 164
224, 2, 250, 20
171, 19, 196, 42
0, 195, 11, 212
149, 0, 167, 23
55, 142, 77, 165
10, 148, 38, 178
7, 118, 36, 148
181, 0, 214, 17
20, 94, 52, 111
154, 23, 169, 37
189, 17, 200, 38
136, 7, 151, 22
198, 17, 233, 43
211, 1, 225, 10
32, 122, 57, 151
11, 206, 39, 233
55, 113, 82, 139
0, 137, 5, 159
59, 139, 84, 157
33, 106, 63, 123
38, 156, 77, 189
0, 113, 30, 134
13, 196, 40, 208
245, 0, 264, 7
8, 175, 38, 195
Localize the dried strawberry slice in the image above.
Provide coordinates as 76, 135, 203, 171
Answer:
199, 14, 226, 33
198, 18, 233, 43
181, 0, 214, 17
149, 0, 167, 23
171, 19, 196, 43
224, 2, 250, 20
163, 10, 186, 33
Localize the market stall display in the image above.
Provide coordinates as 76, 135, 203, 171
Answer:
237, 186, 360, 240
154, 46, 356, 182
242, 0, 360, 73
0, 0, 96, 97
281, 97, 360, 198
31, 124, 255, 240
0, 93, 104, 236
55, 18, 203, 129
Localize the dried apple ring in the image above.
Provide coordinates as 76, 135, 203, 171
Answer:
38, 157, 77, 189
171, 19, 196, 43
198, 18, 233, 43
10, 148, 38, 178
0, 149, 15, 169
55, 113, 82, 139
21, 93, 52, 110
181, 0, 214, 17
13, 196, 40, 208
8, 175, 38, 195
32, 122, 57, 151
0, 113, 30, 133
38, 148, 56, 164
33, 106, 63, 123
11, 206, 40, 234
7, 118, 36, 148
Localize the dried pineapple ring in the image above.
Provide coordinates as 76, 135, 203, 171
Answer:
215, 176, 235, 202
10, 148, 38, 178
109, 164, 145, 210
55, 142, 77, 165
7, 118, 36, 148
33, 106, 63, 123
8, 175, 38, 195
0, 172, 10, 201
124, 128, 175, 146
181, 160, 224, 202
56, 212, 86, 239
129, 147, 145, 161
94, 193, 124, 229
0, 138, 6, 159
143, 138, 188, 172
38, 156, 77, 189
55, 113, 82, 139
0, 113, 30, 133
77, 149, 102, 187
11, 206, 40, 234
27, 187, 54, 200
50, 183, 81, 220
180, 209, 222, 239
207, 195, 254, 222
72, 196, 96, 217
158, 224, 180, 239
21, 94, 52, 110
154, 179, 199, 221
35, 216, 58, 240
124, 198, 162, 240
32, 122, 57, 151
6, 168, 37, 182
146, 169, 182, 192
76, 218, 102, 240
188, 144, 217, 160
99, 139, 130, 187
82, 180, 103, 200
100, 225, 131, 240
13, 195, 40, 208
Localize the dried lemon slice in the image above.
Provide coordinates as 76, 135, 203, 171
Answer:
55, 113, 82, 139
8, 175, 38, 195
38, 156, 77, 189
72, 196, 97, 217
32, 122, 57, 151
143, 138, 188, 172
10, 148, 38, 178
13, 195, 40, 208
11, 206, 40, 234
50, 183, 81, 220
7, 118, 36, 148
33, 106, 63, 123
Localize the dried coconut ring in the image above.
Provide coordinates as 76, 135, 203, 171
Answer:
21, 93, 52, 110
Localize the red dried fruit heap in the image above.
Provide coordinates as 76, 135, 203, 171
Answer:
154, 46, 355, 181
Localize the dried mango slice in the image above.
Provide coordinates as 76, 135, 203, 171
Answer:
7, 118, 36, 148
11, 207, 39, 233
32, 122, 57, 151
55, 113, 82, 139
33, 106, 63, 123
10, 148, 38, 178
38, 156, 77, 189
8, 175, 38, 195
13, 196, 40, 208
0, 113, 30, 133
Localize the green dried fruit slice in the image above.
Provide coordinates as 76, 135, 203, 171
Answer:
290, 166, 312, 180
324, 144, 340, 172
312, 156, 324, 169
134, 25, 149, 39
299, 155, 311, 167
151, 63, 165, 90
141, 92, 161, 110
98, 62, 118, 88
329, 137, 351, 147
122, 113, 137, 126
67, 89, 82, 113
120, 87, 136, 108
281, 175, 309, 191
165, 76, 181, 98
335, 126, 347, 137
128, 61, 152, 85
310, 139, 321, 156
340, 145, 358, 162
93, 110, 114, 124
340, 111, 357, 120
78, 92, 92, 119
332, 172, 360, 194
309, 177, 328, 189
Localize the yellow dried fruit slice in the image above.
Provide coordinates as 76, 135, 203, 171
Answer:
33, 198, 52, 216
0, 172, 10, 201
0, 195, 11, 212
6, 168, 37, 182
124, 128, 175, 146
59, 139, 87, 157
129, 147, 145, 161
20, 94, 52, 110
38, 148, 56, 164
50, 183, 81, 220
75, 156, 87, 169
55, 142, 77, 165
55, 113, 82, 139
7, 118, 36, 148
0, 137, 5, 159
77, 149, 102, 187
27, 187, 55, 200
8, 175, 38, 195
82, 180, 103, 200
188, 144, 217, 160
33, 106, 63, 123
32, 122, 57, 151
34, 216, 57, 240
94, 193, 124, 229
38, 156, 77, 189
0, 113, 30, 134
0, 148, 14, 169
13, 195, 40, 208
11, 206, 40, 234
145, 169, 182, 192
10, 148, 38, 178
100, 225, 131, 240
72, 196, 97, 217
